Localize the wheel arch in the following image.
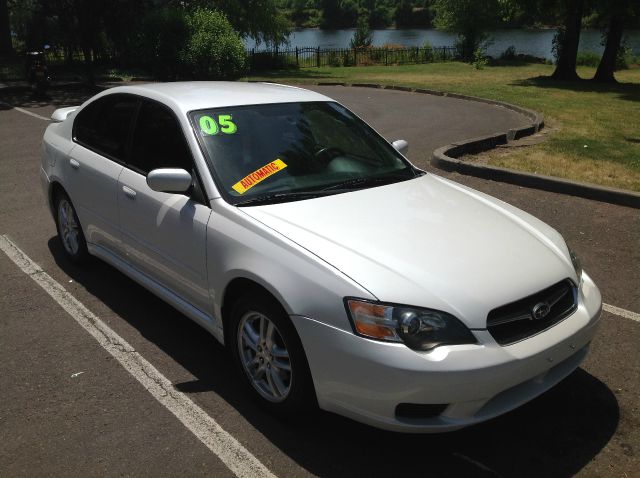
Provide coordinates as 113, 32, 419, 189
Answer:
221, 277, 289, 342
48, 181, 68, 217
222, 275, 319, 408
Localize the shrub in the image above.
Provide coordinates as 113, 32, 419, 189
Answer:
575, 51, 600, 67
327, 50, 343, 67
423, 41, 435, 62
500, 45, 516, 61
350, 14, 373, 50
182, 8, 247, 80
615, 43, 635, 70
472, 47, 488, 69
551, 29, 564, 64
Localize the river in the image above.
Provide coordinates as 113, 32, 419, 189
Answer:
246, 28, 640, 60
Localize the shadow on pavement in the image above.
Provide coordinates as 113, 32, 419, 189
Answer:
510, 75, 640, 103
247, 69, 336, 81
48, 237, 619, 478
0, 85, 101, 109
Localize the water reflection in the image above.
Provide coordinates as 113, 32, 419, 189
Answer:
246, 28, 640, 60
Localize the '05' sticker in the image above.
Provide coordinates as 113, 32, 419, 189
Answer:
199, 115, 237, 135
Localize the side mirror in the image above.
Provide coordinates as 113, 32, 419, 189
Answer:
392, 139, 409, 155
146, 168, 192, 193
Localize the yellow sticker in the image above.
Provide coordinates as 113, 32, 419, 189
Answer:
232, 159, 288, 194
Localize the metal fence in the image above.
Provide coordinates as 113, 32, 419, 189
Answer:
248, 46, 457, 70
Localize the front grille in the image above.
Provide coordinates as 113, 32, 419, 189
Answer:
487, 279, 577, 346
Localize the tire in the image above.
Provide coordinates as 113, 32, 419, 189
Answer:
54, 192, 89, 264
229, 291, 317, 417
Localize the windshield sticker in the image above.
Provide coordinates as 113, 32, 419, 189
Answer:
199, 115, 237, 135
232, 159, 288, 194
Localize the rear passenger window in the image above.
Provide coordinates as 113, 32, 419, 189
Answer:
129, 100, 193, 174
73, 94, 138, 161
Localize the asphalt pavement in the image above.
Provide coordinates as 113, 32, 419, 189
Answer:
0, 84, 638, 477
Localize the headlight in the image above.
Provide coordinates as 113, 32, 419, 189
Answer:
345, 299, 476, 351
567, 245, 582, 280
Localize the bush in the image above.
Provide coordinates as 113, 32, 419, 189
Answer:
182, 8, 247, 80
615, 44, 636, 70
423, 41, 435, 62
575, 51, 600, 67
472, 47, 488, 69
500, 45, 516, 61
327, 50, 343, 67
350, 14, 373, 50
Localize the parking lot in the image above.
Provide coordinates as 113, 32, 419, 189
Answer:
0, 84, 638, 477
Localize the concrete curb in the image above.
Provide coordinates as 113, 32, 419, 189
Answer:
432, 147, 640, 208
316, 81, 639, 208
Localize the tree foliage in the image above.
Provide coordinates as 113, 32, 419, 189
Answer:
198, 0, 290, 47
433, 0, 500, 61
349, 13, 373, 49
182, 8, 247, 79
137, 7, 189, 80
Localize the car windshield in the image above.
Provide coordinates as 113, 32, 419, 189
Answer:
189, 101, 419, 205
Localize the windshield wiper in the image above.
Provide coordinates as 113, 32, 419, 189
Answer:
320, 173, 414, 192
234, 190, 338, 207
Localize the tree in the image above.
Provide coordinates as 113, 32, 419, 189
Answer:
395, 0, 414, 28
592, 0, 638, 83
433, 0, 500, 61
205, 0, 290, 46
138, 7, 189, 80
551, 0, 584, 81
593, 14, 624, 83
0, 0, 12, 55
350, 12, 373, 49
320, 0, 342, 28
182, 8, 246, 79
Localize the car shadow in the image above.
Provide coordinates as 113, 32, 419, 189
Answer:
48, 237, 619, 477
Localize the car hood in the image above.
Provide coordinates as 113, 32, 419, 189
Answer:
239, 174, 576, 328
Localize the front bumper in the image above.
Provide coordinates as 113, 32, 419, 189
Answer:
292, 272, 602, 433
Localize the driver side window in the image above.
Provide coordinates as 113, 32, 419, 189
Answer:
128, 100, 193, 175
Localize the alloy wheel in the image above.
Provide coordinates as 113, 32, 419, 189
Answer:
237, 311, 292, 402
57, 198, 80, 255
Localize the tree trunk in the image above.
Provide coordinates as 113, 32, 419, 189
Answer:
0, 0, 13, 56
82, 45, 94, 86
593, 14, 624, 83
552, 0, 584, 81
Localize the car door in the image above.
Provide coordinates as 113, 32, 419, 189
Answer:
117, 98, 212, 314
68, 94, 138, 256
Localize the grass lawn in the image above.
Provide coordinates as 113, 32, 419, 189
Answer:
246, 62, 640, 192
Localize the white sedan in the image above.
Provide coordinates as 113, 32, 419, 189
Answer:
41, 82, 602, 432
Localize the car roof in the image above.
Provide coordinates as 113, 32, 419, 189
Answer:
100, 81, 333, 114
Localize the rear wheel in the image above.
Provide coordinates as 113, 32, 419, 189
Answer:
229, 292, 316, 416
54, 192, 89, 264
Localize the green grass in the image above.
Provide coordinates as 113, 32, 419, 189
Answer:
246, 62, 640, 192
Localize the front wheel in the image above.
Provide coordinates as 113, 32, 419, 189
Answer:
54, 192, 89, 264
229, 293, 316, 416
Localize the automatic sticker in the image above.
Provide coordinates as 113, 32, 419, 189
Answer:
232, 159, 288, 194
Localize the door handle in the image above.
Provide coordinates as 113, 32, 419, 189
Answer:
69, 158, 80, 169
122, 185, 137, 199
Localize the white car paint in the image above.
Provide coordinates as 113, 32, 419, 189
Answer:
41, 82, 601, 432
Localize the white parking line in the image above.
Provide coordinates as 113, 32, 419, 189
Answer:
0, 235, 276, 478
603, 303, 640, 323
0, 100, 50, 121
